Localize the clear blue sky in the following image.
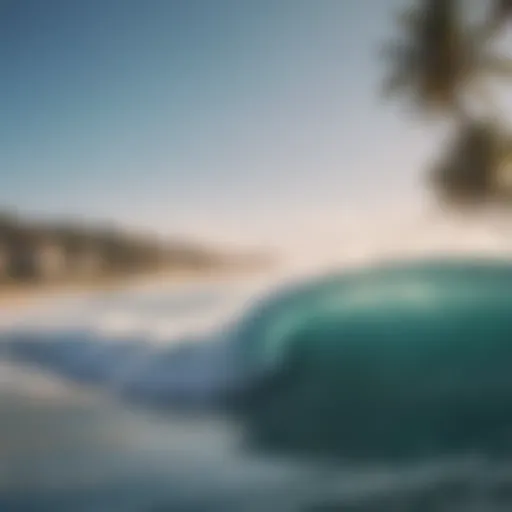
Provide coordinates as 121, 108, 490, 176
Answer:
0, 0, 446, 250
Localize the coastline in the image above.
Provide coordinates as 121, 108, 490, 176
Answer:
0, 264, 271, 312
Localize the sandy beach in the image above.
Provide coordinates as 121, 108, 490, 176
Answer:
0, 265, 272, 313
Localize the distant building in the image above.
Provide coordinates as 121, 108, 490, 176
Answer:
0, 213, 225, 284
68, 246, 103, 277
37, 241, 67, 280
48, 226, 105, 278
10, 235, 67, 281
0, 243, 10, 280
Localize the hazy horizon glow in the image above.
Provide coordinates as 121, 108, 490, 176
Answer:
3, 0, 512, 255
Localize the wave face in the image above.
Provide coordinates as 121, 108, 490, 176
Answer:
233, 258, 512, 461
0, 276, 276, 410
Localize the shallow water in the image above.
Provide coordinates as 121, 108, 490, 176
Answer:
0, 272, 332, 511
2, 261, 512, 511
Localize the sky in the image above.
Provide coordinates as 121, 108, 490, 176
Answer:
0, 0, 490, 255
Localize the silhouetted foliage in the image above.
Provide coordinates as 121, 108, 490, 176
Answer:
0, 212, 225, 284
430, 120, 512, 206
382, 0, 512, 118
382, 0, 512, 207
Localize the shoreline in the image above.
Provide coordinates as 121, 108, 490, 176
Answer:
0, 265, 271, 312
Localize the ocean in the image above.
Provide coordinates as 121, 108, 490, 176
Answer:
1, 248, 512, 510
0, 269, 337, 511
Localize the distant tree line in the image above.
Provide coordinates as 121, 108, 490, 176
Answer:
0, 211, 223, 284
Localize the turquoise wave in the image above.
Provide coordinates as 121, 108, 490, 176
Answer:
234, 258, 512, 461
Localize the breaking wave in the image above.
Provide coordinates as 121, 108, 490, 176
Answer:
3, 257, 512, 510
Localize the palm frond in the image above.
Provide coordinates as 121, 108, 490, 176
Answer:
379, 0, 471, 116
381, 70, 412, 99
378, 40, 417, 62
492, 0, 512, 22
472, 0, 512, 45
395, 6, 423, 34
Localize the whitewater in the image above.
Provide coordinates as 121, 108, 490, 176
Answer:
2, 213, 512, 511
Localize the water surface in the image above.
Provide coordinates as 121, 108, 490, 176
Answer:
2, 261, 512, 511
